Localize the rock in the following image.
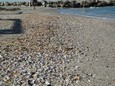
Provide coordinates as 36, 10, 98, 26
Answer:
88, 79, 91, 82
45, 80, 51, 86
33, 73, 38, 79
75, 66, 80, 70
28, 79, 34, 86
3, 75, 10, 81
0, 54, 3, 58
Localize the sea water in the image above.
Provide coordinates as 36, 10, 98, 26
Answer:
58, 6, 115, 19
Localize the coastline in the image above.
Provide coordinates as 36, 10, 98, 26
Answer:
58, 6, 115, 19
0, 7, 115, 86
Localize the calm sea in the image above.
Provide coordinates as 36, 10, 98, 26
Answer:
58, 6, 115, 19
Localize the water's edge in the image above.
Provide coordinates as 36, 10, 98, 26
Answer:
58, 6, 115, 19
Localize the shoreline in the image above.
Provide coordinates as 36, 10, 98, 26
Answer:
1, 6, 115, 20
58, 6, 115, 19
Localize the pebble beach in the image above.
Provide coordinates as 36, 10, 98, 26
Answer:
0, 7, 115, 86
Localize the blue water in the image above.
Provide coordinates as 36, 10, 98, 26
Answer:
58, 6, 115, 19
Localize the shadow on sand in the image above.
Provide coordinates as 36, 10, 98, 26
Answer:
0, 19, 23, 34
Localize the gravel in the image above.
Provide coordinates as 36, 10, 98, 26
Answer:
0, 7, 115, 86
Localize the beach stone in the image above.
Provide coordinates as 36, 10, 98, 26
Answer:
0, 81, 3, 86
0, 54, 3, 58
28, 79, 34, 86
45, 80, 51, 85
3, 75, 10, 81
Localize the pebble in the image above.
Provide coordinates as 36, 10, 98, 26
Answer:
0, 81, 3, 86
75, 66, 79, 69
0, 54, 3, 58
28, 79, 34, 86
88, 79, 91, 82
3, 75, 10, 81
76, 80, 79, 83
45, 80, 50, 85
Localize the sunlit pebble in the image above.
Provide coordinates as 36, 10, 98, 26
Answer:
0, 54, 3, 58
95, 59, 99, 61
92, 74, 96, 78
88, 79, 91, 82
63, 55, 67, 58
75, 66, 79, 69
65, 79, 69, 84
76, 80, 79, 83
45, 80, 50, 85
